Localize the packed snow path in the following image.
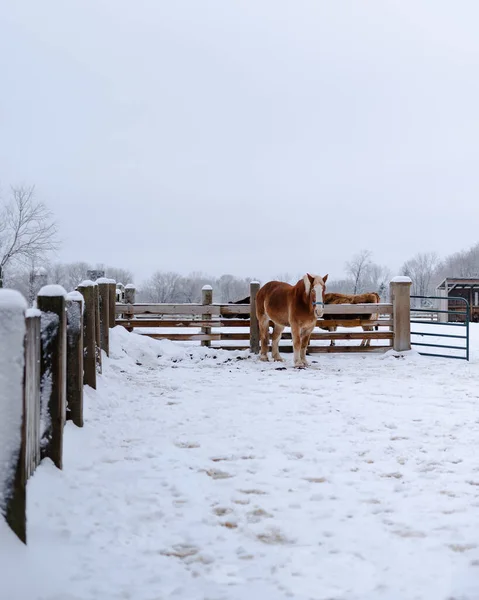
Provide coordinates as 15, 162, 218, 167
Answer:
3, 327, 479, 600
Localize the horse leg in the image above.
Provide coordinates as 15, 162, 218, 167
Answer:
291, 323, 304, 368
258, 315, 271, 361
272, 324, 285, 361
300, 325, 315, 366
329, 325, 337, 347
362, 325, 372, 347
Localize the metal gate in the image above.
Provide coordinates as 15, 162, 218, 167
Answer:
410, 295, 470, 360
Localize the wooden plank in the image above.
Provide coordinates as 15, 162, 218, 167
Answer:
317, 318, 393, 328
217, 332, 392, 341
299, 345, 390, 354
37, 291, 67, 471
249, 282, 260, 354
0, 290, 27, 543
390, 281, 411, 351
97, 282, 110, 356
115, 318, 393, 329
116, 319, 252, 328
144, 333, 222, 341
323, 303, 392, 315
25, 313, 41, 481
66, 297, 84, 428
115, 302, 390, 316
77, 283, 97, 390
211, 344, 390, 353
201, 286, 213, 348
115, 303, 251, 316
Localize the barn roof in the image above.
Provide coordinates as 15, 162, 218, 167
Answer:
436, 277, 479, 290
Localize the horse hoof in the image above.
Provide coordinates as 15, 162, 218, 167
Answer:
294, 363, 306, 369
273, 356, 284, 362
259, 355, 269, 362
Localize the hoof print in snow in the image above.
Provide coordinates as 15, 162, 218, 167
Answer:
449, 543, 477, 553
247, 508, 273, 523
160, 544, 199, 559
205, 468, 233, 479
257, 527, 294, 545
220, 521, 238, 529
275, 366, 287, 371
303, 477, 327, 483
380, 472, 403, 479
175, 440, 200, 449
213, 507, 233, 516
239, 489, 268, 495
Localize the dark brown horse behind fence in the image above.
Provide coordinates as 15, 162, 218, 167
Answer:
320, 292, 381, 346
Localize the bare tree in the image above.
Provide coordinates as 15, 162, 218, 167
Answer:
0, 186, 58, 287
346, 250, 372, 294
402, 252, 439, 301
139, 271, 184, 303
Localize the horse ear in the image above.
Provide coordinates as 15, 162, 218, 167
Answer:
307, 273, 315, 284
323, 274, 329, 283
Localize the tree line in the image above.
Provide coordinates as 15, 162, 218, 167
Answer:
1, 184, 479, 305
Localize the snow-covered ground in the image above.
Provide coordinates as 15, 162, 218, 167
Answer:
3, 325, 479, 600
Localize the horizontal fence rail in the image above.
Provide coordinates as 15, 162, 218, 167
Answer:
114, 281, 401, 354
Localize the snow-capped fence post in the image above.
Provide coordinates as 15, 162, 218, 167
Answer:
249, 281, 260, 354
66, 292, 84, 428
390, 277, 412, 352
94, 283, 102, 374
24, 309, 41, 480
108, 280, 117, 329
77, 281, 97, 390
0, 289, 27, 543
97, 279, 110, 356
37, 285, 67, 471
201, 285, 213, 347
124, 284, 136, 332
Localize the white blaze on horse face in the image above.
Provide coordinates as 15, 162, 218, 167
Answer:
313, 279, 325, 318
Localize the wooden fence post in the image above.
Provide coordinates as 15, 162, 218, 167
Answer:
0, 289, 27, 543
37, 285, 67, 471
124, 284, 136, 332
93, 283, 102, 373
108, 280, 117, 329
390, 277, 412, 352
97, 279, 110, 356
201, 285, 213, 347
25, 309, 41, 480
77, 281, 97, 390
249, 281, 260, 354
66, 292, 84, 427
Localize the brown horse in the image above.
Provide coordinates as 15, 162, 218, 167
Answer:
320, 292, 380, 347
256, 274, 328, 368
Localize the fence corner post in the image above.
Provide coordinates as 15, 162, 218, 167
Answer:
390, 276, 412, 352
249, 281, 260, 354
77, 281, 97, 390
0, 289, 27, 543
37, 285, 67, 470
201, 285, 213, 347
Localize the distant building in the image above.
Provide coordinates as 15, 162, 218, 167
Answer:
435, 278, 479, 322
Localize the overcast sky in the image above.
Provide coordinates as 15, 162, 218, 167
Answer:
1, 1, 478, 284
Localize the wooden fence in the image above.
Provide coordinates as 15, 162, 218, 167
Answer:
0, 278, 117, 543
116, 279, 412, 354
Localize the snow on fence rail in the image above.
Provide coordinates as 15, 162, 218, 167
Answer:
0, 279, 117, 543
115, 279, 412, 354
